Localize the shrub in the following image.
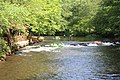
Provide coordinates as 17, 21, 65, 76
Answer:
0, 38, 11, 57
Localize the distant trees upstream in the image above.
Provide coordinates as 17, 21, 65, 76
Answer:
0, 0, 120, 59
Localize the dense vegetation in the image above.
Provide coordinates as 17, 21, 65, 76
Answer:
0, 0, 120, 37
0, 0, 120, 58
92, 0, 120, 38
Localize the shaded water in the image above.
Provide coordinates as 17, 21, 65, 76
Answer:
0, 37, 120, 80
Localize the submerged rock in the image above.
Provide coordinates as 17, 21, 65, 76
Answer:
94, 41, 102, 45
50, 43, 64, 48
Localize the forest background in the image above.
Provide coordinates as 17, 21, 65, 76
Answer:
0, 0, 120, 38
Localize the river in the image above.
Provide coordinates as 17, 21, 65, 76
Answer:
0, 37, 120, 80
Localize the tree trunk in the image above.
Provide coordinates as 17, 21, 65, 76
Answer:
6, 29, 13, 54
28, 28, 32, 45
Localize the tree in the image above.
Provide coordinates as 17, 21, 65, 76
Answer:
60, 0, 101, 36
92, 0, 120, 38
0, 2, 30, 53
27, 0, 62, 36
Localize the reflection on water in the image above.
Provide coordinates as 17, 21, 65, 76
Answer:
0, 40, 120, 80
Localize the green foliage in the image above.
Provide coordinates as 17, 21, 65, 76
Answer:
0, 0, 102, 37
0, 38, 10, 56
27, 0, 62, 35
0, 0, 119, 41
60, 0, 101, 36
92, 0, 120, 38
0, 2, 30, 34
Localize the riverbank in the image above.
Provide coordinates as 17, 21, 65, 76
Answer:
0, 36, 44, 61
1, 36, 120, 62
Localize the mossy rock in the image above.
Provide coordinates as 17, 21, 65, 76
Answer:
58, 43, 63, 47
12, 44, 19, 51
0, 58, 5, 61
50, 43, 55, 47
0, 54, 6, 58
0, 54, 6, 61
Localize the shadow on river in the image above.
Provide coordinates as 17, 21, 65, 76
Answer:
0, 37, 120, 80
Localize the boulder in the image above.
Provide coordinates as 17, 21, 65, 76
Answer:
38, 36, 44, 42
31, 36, 38, 43
94, 41, 102, 45
0, 55, 6, 61
14, 40, 29, 48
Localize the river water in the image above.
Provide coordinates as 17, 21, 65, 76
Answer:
0, 37, 120, 80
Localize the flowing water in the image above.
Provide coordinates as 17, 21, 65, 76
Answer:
0, 37, 120, 80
